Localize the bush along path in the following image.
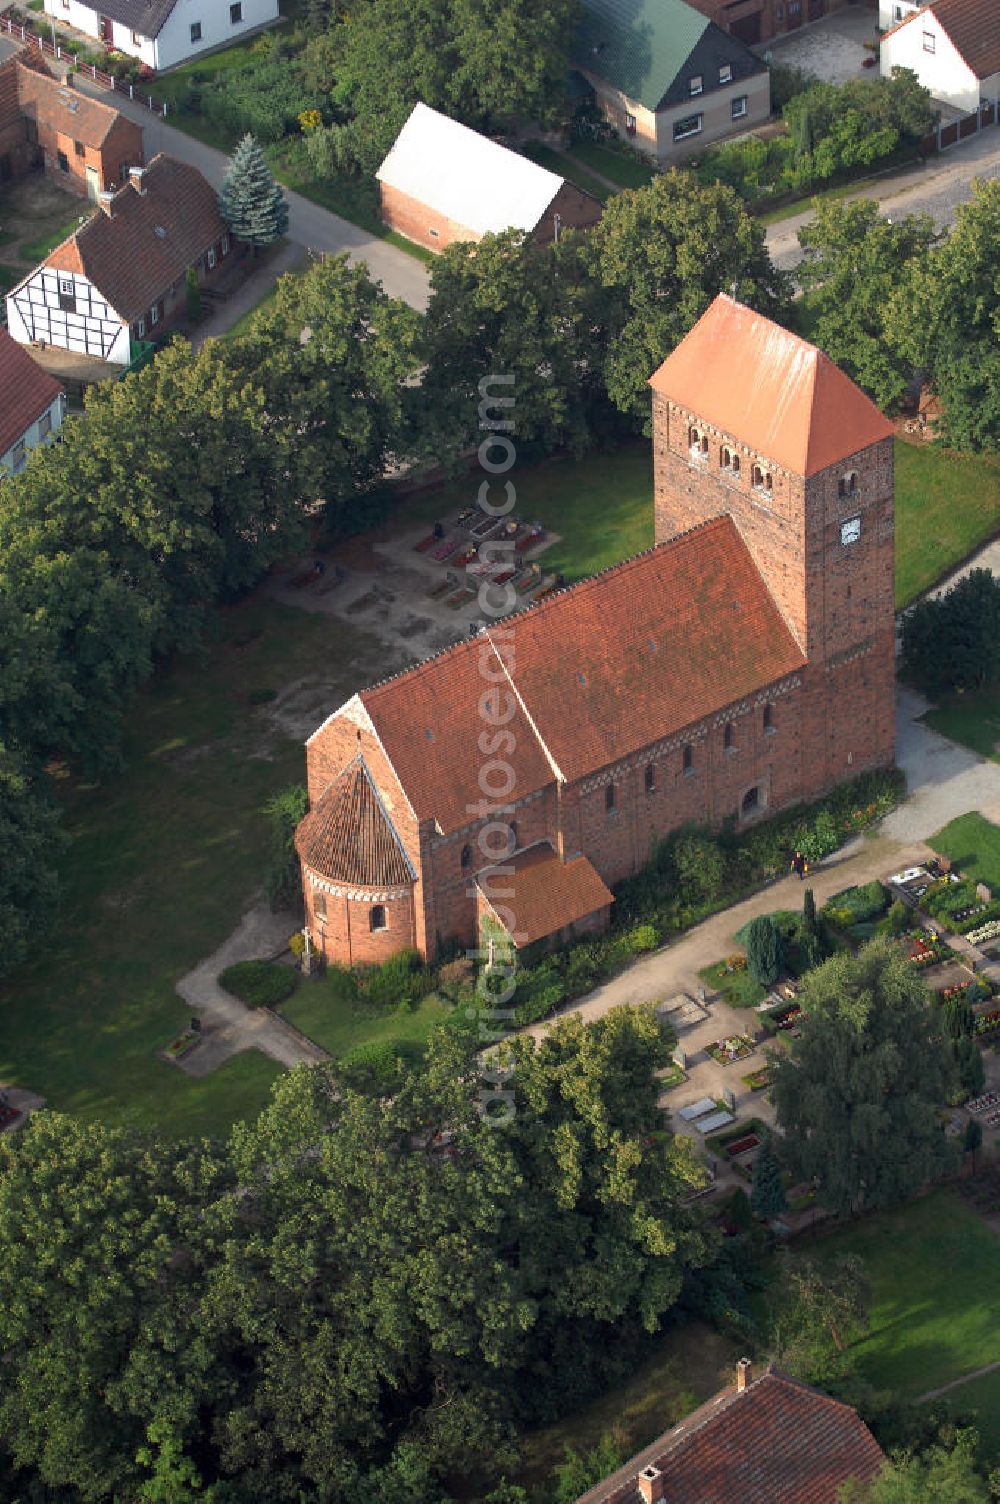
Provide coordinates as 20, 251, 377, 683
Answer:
174, 904, 328, 1076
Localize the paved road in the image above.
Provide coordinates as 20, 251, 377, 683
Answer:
72, 80, 431, 310
766, 127, 1000, 270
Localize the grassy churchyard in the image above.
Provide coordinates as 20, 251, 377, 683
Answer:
930, 814, 1000, 892
1, 430, 999, 1138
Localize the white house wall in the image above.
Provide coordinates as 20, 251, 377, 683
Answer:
5, 266, 130, 364
880, 10, 983, 112
45, 0, 278, 68
878, 1, 920, 29
0, 393, 66, 477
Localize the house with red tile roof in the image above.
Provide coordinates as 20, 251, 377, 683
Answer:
0, 328, 65, 477
297, 294, 896, 967
0, 51, 143, 200
575, 1360, 885, 1504
880, 0, 1000, 113
4, 153, 236, 365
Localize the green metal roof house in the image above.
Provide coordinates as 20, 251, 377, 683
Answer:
573, 0, 770, 161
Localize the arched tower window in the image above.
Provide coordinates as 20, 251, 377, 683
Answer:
752, 464, 772, 494
314, 891, 327, 919
723, 722, 735, 751
838, 471, 858, 498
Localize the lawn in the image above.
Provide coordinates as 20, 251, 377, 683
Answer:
0, 598, 393, 1139
18, 212, 87, 262
281, 981, 452, 1062
786, 1189, 1000, 1399
516, 1321, 740, 1491
400, 442, 654, 582
568, 140, 656, 190
894, 439, 1000, 608
942, 1366, 1000, 1465
520, 141, 612, 202
922, 687, 1000, 764
930, 813, 1000, 890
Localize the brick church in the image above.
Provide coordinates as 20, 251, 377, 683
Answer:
296, 295, 896, 966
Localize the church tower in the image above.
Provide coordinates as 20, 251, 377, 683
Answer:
648, 295, 896, 798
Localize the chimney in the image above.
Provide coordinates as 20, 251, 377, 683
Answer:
97, 190, 115, 216
736, 1357, 752, 1393
129, 165, 147, 195
637, 1465, 665, 1504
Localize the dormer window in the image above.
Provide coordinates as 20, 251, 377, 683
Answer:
752, 464, 772, 494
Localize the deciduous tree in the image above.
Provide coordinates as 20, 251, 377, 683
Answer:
750, 1133, 788, 1220
583, 171, 789, 428
0, 745, 64, 978
769, 940, 958, 1215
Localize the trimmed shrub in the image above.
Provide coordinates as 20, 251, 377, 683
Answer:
672, 829, 725, 903
219, 959, 298, 1007
437, 956, 475, 1001
745, 915, 783, 988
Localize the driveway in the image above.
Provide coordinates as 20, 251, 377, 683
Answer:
69, 78, 431, 311
763, 9, 880, 86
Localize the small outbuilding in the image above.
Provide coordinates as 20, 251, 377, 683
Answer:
375, 102, 603, 254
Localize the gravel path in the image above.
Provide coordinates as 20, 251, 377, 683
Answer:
174, 904, 328, 1076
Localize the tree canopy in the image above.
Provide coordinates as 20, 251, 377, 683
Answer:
0, 1010, 716, 1500
582, 172, 789, 428
769, 939, 958, 1216
901, 568, 1000, 698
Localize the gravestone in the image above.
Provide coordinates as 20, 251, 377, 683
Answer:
672, 1046, 686, 1071
722, 1087, 736, 1112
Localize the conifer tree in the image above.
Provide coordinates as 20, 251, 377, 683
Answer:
218, 134, 289, 249
750, 1133, 787, 1220
800, 887, 824, 971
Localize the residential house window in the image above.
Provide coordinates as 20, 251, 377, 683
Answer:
230, 1, 242, 18
56, 149, 69, 173
58, 276, 75, 312
682, 744, 694, 774
673, 113, 703, 141
625, 111, 636, 134
190, 21, 202, 41
605, 783, 616, 813
207, 246, 217, 269
11, 440, 25, 474
719, 63, 732, 84
645, 764, 656, 794
731, 96, 748, 120
150, 303, 159, 326
689, 74, 703, 96
923, 30, 935, 52
38, 410, 52, 440
370, 904, 386, 931
60, 0, 69, 9
724, 722, 735, 752
788, 0, 801, 14
74, 140, 85, 158
131, 29, 141, 43
314, 891, 327, 919
221, 234, 230, 255
763, 703, 774, 735
137, 316, 146, 337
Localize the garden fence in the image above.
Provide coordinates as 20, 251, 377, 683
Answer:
0, 16, 167, 116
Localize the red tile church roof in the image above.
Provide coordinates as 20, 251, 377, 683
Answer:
357, 515, 804, 834
479, 844, 614, 945
649, 294, 894, 476
296, 756, 415, 887
577, 1367, 885, 1504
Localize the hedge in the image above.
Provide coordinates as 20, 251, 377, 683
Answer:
218, 959, 298, 1007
